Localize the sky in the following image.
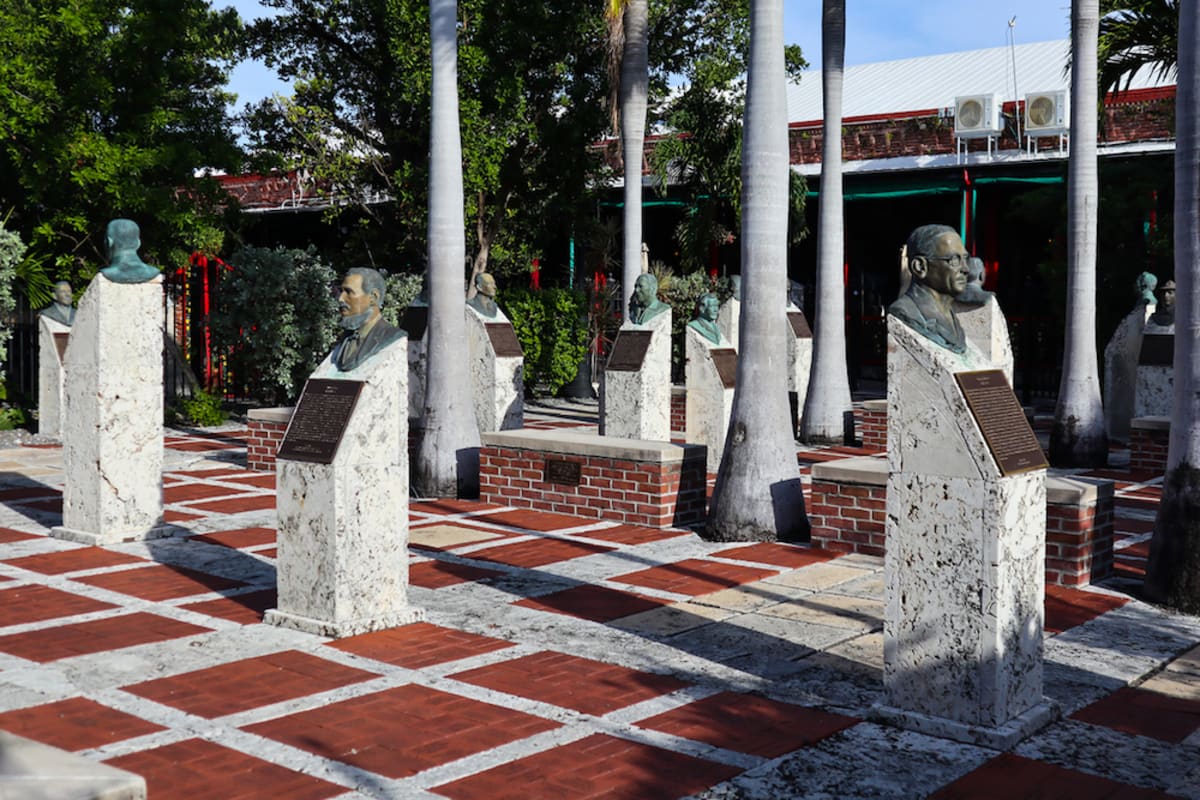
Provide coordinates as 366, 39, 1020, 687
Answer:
220, 0, 1074, 110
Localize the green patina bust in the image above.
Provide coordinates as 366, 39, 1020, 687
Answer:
100, 219, 160, 284
887, 224, 969, 354
629, 273, 670, 325
688, 293, 723, 345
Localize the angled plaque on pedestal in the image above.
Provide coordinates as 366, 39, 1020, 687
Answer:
875, 315, 1054, 750
52, 276, 166, 545
267, 337, 423, 638
402, 304, 429, 423
466, 306, 523, 432
600, 311, 671, 441
685, 329, 734, 473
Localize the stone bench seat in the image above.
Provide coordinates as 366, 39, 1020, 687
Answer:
480, 430, 706, 529
808, 456, 1114, 586
0, 730, 145, 799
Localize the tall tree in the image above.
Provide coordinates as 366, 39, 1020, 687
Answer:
1050, 0, 1109, 467
0, 0, 242, 283
608, 0, 649, 316
799, 0, 852, 445
1098, 0, 1178, 98
1144, 0, 1200, 612
706, 0, 807, 542
414, 0, 480, 497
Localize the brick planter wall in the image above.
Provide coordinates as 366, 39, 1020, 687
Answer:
1130, 417, 1169, 475
857, 400, 887, 451
808, 457, 1115, 586
246, 407, 293, 472
670, 387, 686, 438
480, 430, 707, 529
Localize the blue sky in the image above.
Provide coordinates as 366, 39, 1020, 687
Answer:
221, 0, 1073, 109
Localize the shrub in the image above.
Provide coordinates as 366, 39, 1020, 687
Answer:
381, 272, 425, 327
500, 287, 589, 396
0, 226, 26, 367
211, 246, 338, 404
173, 390, 228, 427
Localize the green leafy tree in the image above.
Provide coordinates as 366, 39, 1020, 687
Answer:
0, 225, 26, 366
500, 287, 589, 395
210, 246, 339, 405
1098, 0, 1178, 98
0, 0, 243, 283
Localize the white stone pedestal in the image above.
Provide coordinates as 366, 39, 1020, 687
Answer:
953, 296, 1014, 383
52, 276, 165, 545
1104, 305, 1152, 442
37, 316, 70, 438
267, 340, 423, 638
1134, 322, 1173, 418
600, 311, 672, 441
466, 307, 523, 432
685, 328, 735, 473
875, 316, 1055, 749
786, 305, 812, 435
718, 297, 740, 350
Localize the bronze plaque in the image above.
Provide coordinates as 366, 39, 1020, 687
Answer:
486, 323, 524, 358
53, 333, 70, 362
543, 458, 582, 486
1138, 334, 1174, 366
399, 305, 428, 340
277, 378, 364, 464
711, 348, 738, 388
787, 311, 812, 339
606, 329, 653, 372
955, 370, 1048, 476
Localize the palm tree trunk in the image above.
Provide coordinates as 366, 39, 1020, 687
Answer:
706, 0, 808, 542
1144, 0, 1200, 611
414, 0, 480, 497
1049, 0, 1108, 467
800, 0, 852, 445
620, 0, 648, 317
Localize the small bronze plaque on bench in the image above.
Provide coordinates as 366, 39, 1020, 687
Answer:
711, 348, 738, 388
1138, 333, 1174, 366
606, 329, 653, 372
544, 458, 582, 486
955, 369, 1048, 476
486, 323, 524, 358
53, 333, 70, 362
399, 305, 428, 340
277, 378, 364, 464
787, 311, 812, 339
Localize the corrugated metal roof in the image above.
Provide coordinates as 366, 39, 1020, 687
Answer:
787, 38, 1172, 124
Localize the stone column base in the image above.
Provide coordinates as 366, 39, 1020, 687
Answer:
870, 698, 1059, 750
50, 524, 174, 547
265, 606, 425, 639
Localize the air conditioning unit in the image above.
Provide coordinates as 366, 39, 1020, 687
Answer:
1024, 90, 1069, 135
953, 94, 1002, 138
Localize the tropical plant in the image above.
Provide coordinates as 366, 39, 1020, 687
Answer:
0, 225, 25, 368
414, 0, 481, 498
170, 390, 229, 428
1050, 0, 1109, 467
501, 287, 590, 395
210, 246, 339, 405
1098, 0, 1178, 98
1144, 0, 1200, 612
706, 0, 807, 542
800, 0, 853, 445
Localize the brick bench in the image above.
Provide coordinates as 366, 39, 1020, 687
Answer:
480, 430, 707, 529
808, 456, 1115, 586
246, 407, 293, 472
1130, 416, 1169, 474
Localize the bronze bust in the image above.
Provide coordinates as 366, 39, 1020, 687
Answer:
40, 281, 76, 326
888, 224, 969, 353
629, 273, 670, 325
1149, 279, 1176, 328
688, 293, 723, 345
466, 272, 499, 318
100, 219, 160, 284
331, 267, 405, 371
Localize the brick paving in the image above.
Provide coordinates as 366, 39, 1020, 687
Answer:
0, 409, 1196, 799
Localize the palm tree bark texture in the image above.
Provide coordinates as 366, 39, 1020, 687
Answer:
1049, 0, 1109, 467
800, 0, 854, 446
706, 0, 808, 543
414, 0, 481, 498
619, 0, 648, 319
1144, 0, 1200, 612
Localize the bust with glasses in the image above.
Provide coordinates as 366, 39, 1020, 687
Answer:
888, 224, 970, 353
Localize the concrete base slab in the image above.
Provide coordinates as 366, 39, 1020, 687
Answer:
264, 606, 425, 639
870, 698, 1060, 750
49, 524, 174, 546
0, 730, 146, 799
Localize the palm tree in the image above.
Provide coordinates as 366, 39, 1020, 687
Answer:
606, 0, 648, 317
414, 0, 481, 497
1098, 0, 1178, 98
707, 0, 808, 542
1049, 0, 1109, 468
799, 0, 852, 446
1143, 0, 1200, 612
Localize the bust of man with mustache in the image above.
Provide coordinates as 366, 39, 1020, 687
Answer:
332, 267, 406, 372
